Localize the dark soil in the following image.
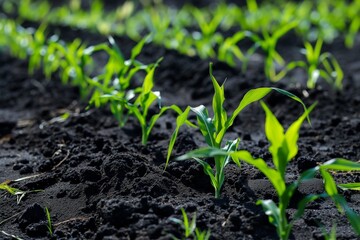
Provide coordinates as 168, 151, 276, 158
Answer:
1, 7, 360, 240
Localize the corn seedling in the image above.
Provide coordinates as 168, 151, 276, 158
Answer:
101, 61, 189, 145
45, 207, 53, 236
231, 102, 360, 239
28, 23, 47, 74
170, 208, 210, 240
4, 0, 360, 64
168, 63, 309, 198
0, 180, 27, 204
218, 31, 257, 71
180, 102, 360, 239
345, 1, 360, 48
300, 39, 343, 90
88, 36, 151, 127
246, 21, 298, 82
44, 38, 93, 97
190, 6, 224, 59
0, 19, 32, 60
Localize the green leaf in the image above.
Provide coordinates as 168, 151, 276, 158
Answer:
271, 88, 310, 124
193, 157, 217, 191
338, 183, 360, 191
231, 151, 286, 195
142, 66, 156, 94
285, 102, 317, 160
166, 107, 191, 169
176, 139, 239, 198
320, 168, 339, 198
191, 105, 216, 147
0, 182, 19, 195
257, 199, 281, 228
283, 167, 318, 208
145, 105, 184, 145
314, 39, 323, 61
108, 36, 124, 61
272, 21, 298, 41
332, 194, 360, 235
130, 35, 149, 60
260, 101, 285, 172
176, 147, 229, 161
209, 63, 227, 137
125, 104, 145, 126
217, 139, 240, 190
226, 87, 272, 128
293, 193, 325, 221
226, 87, 308, 131
320, 159, 360, 171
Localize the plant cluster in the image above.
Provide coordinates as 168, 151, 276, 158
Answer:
2, 0, 358, 89
0, 1, 359, 239
168, 63, 308, 198
0, 18, 188, 144
170, 208, 211, 240
175, 94, 360, 239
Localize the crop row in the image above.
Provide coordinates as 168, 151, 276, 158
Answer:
0, 14, 360, 240
1, 0, 355, 89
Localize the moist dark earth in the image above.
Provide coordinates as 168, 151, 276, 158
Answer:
1, 5, 360, 240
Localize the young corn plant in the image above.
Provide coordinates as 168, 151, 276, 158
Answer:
102, 63, 187, 145
88, 36, 151, 127
43, 38, 93, 98
345, 1, 360, 48
231, 102, 360, 239
0, 19, 32, 60
167, 63, 308, 198
299, 39, 343, 90
170, 208, 211, 240
180, 102, 360, 239
246, 21, 298, 82
218, 31, 257, 71
28, 23, 47, 74
190, 6, 224, 59
45, 207, 53, 236
0, 181, 27, 204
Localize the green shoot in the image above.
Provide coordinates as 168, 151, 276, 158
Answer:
102, 61, 188, 145
28, 23, 47, 74
168, 63, 309, 198
338, 182, 360, 191
177, 139, 239, 199
246, 21, 298, 81
0, 180, 27, 204
218, 31, 258, 71
180, 102, 360, 239
45, 207, 53, 236
230, 103, 360, 239
345, 8, 360, 48
300, 39, 343, 90
190, 6, 224, 58
88, 36, 151, 127
170, 208, 210, 240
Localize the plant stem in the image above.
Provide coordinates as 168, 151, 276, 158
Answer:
215, 189, 220, 199
141, 125, 148, 145
279, 202, 290, 240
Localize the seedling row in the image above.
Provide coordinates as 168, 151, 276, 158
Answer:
1, 0, 357, 88
0, 1, 359, 239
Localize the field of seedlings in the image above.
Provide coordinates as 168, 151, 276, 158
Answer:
1, 0, 360, 239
